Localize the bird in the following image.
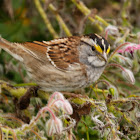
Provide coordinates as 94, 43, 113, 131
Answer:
0, 34, 110, 92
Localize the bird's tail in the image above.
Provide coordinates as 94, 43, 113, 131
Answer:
0, 36, 24, 62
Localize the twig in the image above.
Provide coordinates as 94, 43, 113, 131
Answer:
34, 0, 59, 38
49, 4, 72, 36
0, 81, 50, 100
71, 0, 109, 31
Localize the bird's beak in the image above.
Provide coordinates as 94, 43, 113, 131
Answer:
102, 52, 107, 62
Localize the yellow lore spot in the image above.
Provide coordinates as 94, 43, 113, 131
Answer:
94, 45, 103, 53
107, 45, 110, 54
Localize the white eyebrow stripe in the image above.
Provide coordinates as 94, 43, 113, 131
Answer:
94, 38, 97, 44
102, 39, 106, 51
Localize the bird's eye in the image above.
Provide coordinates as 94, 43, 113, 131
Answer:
92, 47, 95, 51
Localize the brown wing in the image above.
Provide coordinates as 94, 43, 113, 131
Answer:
23, 36, 81, 70
21, 42, 47, 63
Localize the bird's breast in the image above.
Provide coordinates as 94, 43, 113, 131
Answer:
86, 65, 105, 85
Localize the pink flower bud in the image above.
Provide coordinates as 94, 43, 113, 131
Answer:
52, 100, 73, 115
108, 63, 135, 85
46, 117, 63, 136
53, 100, 64, 110
113, 54, 133, 66
53, 92, 65, 100
63, 100, 73, 115
117, 43, 140, 54
48, 92, 65, 106
105, 25, 119, 35
122, 68, 135, 85
105, 25, 119, 39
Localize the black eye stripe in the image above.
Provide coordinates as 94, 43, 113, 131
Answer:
96, 38, 104, 50
81, 34, 110, 53
81, 40, 100, 52
98, 37, 109, 52
81, 40, 93, 48
104, 39, 109, 51
88, 33, 110, 52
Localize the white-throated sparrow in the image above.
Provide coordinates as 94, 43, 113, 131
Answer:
0, 34, 110, 92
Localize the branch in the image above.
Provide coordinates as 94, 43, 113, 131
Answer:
49, 4, 72, 36
71, 0, 109, 31
34, 0, 59, 38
